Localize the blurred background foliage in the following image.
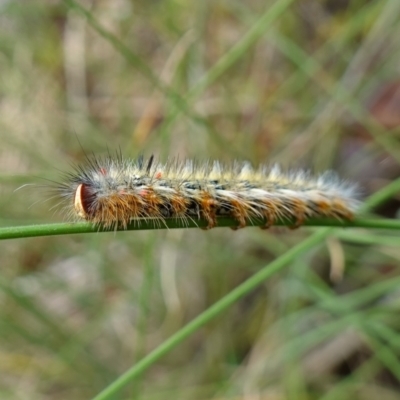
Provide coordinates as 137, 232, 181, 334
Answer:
1, 0, 400, 399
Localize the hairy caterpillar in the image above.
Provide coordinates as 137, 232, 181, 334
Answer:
55, 154, 360, 230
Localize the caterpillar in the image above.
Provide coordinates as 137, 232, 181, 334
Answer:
55, 154, 360, 230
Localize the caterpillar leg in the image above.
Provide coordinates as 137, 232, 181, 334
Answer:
141, 189, 165, 225
229, 199, 249, 230
289, 199, 307, 229
169, 194, 190, 223
200, 196, 218, 229
332, 199, 355, 221
259, 199, 280, 229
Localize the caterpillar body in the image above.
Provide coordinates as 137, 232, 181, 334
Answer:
56, 154, 360, 230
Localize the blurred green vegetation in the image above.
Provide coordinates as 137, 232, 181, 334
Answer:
1, 0, 400, 399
